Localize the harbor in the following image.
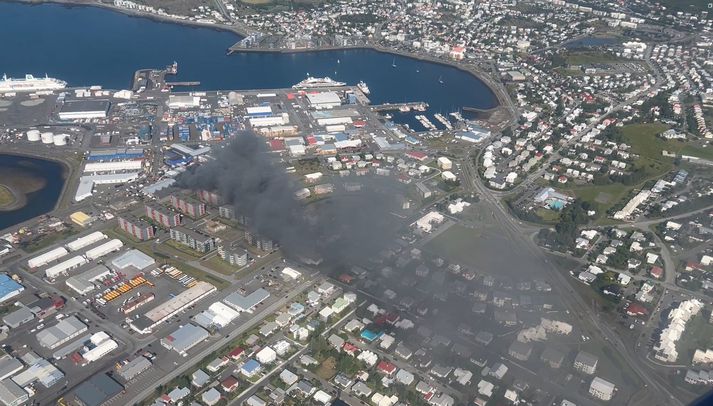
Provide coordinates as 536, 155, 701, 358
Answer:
371, 102, 428, 112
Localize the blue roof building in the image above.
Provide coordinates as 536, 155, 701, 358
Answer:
0, 274, 24, 303
240, 359, 262, 378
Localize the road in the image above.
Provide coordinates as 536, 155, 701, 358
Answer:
120, 275, 318, 406
461, 151, 687, 405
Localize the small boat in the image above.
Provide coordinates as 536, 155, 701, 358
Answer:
438, 76, 444, 84
337, 59, 340, 64
392, 57, 397, 68
357, 81, 370, 95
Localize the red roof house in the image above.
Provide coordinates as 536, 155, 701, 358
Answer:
228, 347, 245, 360
625, 302, 648, 317
221, 375, 240, 393
377, 360, 397, 376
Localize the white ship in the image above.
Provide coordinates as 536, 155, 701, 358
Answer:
0, 74, 67, 93
357, 81, 370, 95
292, 76, 346, 89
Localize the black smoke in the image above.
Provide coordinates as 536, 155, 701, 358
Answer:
177, 132, 407, 269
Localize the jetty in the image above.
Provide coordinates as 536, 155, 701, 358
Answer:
372, 102, 428, 112
166, 81, 201, 87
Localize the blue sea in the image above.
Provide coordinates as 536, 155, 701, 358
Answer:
0, 1, 498, 230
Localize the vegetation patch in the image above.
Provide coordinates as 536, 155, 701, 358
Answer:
316, 356, 337, 380
0, 185, 18, 208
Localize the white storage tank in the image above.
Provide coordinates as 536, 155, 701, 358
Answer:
41, 132, 54, 144
26, 129, 41, 142
53, 134, 68, 146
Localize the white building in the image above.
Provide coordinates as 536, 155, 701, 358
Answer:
589, 377, 616, 401
414, 211, 444, 233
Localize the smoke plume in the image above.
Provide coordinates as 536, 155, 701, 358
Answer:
177, 132, 406, 269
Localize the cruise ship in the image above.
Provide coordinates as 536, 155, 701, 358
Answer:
357, 81, 370, 95
292, 76, 346, 89
0, 74, 67, 93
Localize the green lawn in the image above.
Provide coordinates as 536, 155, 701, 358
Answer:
561, 124, 684, 220
170, 260, 230, 290
561, 183, 629, 220
680, 145, 713, 161
620, 123, 670, 154
535, 208, 561, 223
22, 228, 78, 253
566, 52, 625, 65
164, 240, 204, 259
422, 224, 485, 266
0, 185, 17, 208
618, 122, 713, 162
105, 228, 230, 290
201, 256, 244, 276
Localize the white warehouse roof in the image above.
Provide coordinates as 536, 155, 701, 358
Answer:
28, 247, 69, 268
84, 239, 123, 261
84, 160, 143, 173
45, 255, 88, 279
66, 231, 107, 252
144, 281, 216, 323
306, 92, 341, 107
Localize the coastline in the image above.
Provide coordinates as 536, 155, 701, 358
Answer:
9, 0, 252, 37
0, 149, 75, 234
9, 0, 510, 111
0, 184, 26, 212
229, 44, 507, 109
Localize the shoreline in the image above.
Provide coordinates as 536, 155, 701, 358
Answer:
0, 184, 26, 212
10, 0, 251, 37
229, 44, 506, 110
0, 149, 75, 234
10, 0, 509, 112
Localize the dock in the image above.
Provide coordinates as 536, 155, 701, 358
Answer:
371, 102, 428, 112
166, 81, 201, 87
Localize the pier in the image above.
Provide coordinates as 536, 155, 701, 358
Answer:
371, 102, 428, 112
166, 81, 201, 87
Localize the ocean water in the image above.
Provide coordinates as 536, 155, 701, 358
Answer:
0, 2, 497, 113
0, 1, 498, 229
0, 154, 65, 231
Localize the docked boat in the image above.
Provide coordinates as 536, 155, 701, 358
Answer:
357, 81, 370, 95
0, 74, 67, 93
292, 76, 346, 89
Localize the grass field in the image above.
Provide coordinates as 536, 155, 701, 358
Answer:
562, 124, 680, 220
0, 185, 17, 208
535, 208, 561, 223
164, 240, 204, 259
423, 224, 486, 267
681, 145, 713, 161
316, 357, 337, 380
562, 183, 629, 221
566, 52, 625, 65
22, 228, 78, 253
202, 255, 243, 276
170, 260, 230, 290
105, 228, 230, 290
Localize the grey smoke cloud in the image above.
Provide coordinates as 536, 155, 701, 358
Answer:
177, 132, 406, 268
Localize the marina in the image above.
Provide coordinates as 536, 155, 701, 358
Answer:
371, 102, 429, 112
434, 113, 453, 130
415, 115, 438, 131
0, 2, 498, 120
